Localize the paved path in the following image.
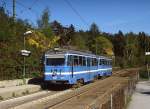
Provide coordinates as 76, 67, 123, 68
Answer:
127, 81, 150, 109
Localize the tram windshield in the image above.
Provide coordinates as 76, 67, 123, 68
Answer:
46, 58, 65, 66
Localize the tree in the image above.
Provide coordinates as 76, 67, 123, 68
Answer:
112, 30, 126, 67
51, 21, 75, 47
88, 23, 100, 54
137, 32, 149, 54
113, 30, 126, 57
37, 8, 53, 38
71, 32, 87, 50
95, 35, 113, 55
125, 32, 138, 66
89, 22, 100, 36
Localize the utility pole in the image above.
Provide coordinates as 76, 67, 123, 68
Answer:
95, 34, 98, 55
13, 0, 16, 35
13, 0, 16, 21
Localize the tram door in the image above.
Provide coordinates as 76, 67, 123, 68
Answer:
87, 57, 91, 81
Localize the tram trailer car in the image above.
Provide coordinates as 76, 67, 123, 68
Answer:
44, 49, 112, 84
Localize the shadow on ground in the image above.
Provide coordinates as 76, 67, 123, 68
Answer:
141, 91, 150, 95
28, 77, 72, 91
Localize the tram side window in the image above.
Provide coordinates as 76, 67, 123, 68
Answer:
99, 59, 102, 65
73, 56, 79, 66
95, 58, 98, 66
102, 60, 104, 65
109, 61, 111, 65
87, 58, 90, 66
106, 60, 108, 65
79, 56, 82, 66
67, 55, 73, 66
110, 60, 112, 65
101, 59, 104, 65
92, 58, 97, 66
92, 58, 94, 66
104, 60, 107, 65
82, 57, 86, 66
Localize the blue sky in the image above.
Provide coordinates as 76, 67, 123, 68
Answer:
2, 0, 150, 34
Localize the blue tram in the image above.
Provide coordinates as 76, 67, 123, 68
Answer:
44, 49, 112, 84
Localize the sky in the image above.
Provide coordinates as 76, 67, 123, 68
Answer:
1, 0, 150, 34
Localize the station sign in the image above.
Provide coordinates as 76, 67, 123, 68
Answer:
145, 52, 150, 56
21, 50, 31, 56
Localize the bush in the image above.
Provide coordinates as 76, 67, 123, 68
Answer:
31, 72, 41, 78
139, 68, 149, 79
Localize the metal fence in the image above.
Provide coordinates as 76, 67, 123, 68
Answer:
0, 65, 43, 80
87, 70, 138, 109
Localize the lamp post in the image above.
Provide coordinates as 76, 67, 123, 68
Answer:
21, 31, 32, 84
145, 52, 150, 80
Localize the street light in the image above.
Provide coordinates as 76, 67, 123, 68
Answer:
145, 52, 150, 80
21, 30, 32, 84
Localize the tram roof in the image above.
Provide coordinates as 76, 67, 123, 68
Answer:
45, 49, 111, 59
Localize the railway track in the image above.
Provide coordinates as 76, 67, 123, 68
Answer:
0, 69, 138, 109
46, 77, 125, 109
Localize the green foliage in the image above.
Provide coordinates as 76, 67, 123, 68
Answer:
32, 72, 41, 78
139, 68, 149, 79
71, 33, 87, 50
95, 36, 113, 55
88, 23, 100, 53
113, 30, 126, 57
0, 7, 14, 41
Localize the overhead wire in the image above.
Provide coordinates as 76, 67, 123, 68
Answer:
63, 0, 89, 28
15, 0, 39, 18
28, 0, 39, 10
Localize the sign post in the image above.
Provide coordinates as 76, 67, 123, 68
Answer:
21, 31, 32, 84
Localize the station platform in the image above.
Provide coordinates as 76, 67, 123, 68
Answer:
0, 84, 41, 100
